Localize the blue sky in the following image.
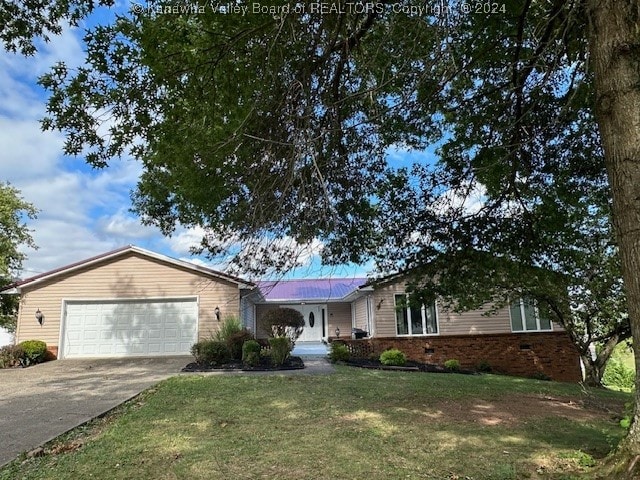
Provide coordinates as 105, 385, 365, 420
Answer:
1, 4, 457, 282
0, 4, 366, 281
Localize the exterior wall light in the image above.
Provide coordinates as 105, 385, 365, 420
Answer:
214, 306, 221, 321
35, 308, 44, 326
335, 327, 340, 338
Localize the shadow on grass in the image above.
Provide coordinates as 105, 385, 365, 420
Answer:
0, 368, 630, 480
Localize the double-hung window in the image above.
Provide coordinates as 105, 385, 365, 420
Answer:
394, 294, 439, 336
510, 298, 552, 332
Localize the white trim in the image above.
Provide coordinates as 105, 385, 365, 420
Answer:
252, 303, 257, 333
257, 297, 358, 303
366, 295, 374, 337
59, 295, 199, 359
322, 306, 327, 340
394, 293, 440, 337
342, 285, 375, 302
351, 300, 356, 330
61, 295, 199, 303
508, 298, 553, 333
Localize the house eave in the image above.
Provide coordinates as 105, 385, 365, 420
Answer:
5, 245, 255, 292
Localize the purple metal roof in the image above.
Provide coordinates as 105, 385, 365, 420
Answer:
257, 278, 368, 302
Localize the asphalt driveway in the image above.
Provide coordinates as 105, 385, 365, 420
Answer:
0, 356, 189, 467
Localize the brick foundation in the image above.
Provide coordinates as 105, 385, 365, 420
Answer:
335, 332, 582, 382
46, 345, 58, 360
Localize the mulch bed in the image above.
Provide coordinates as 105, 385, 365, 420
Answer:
344, 358, 477, 375
182, 355, 305, 372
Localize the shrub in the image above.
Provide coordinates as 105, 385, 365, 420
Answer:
380, 348, 406, 366
444, 359, 461, 372
18, 340, 48, 366
242, 340, 262, 367
226, 329, 254, 361
620, 401, 634, 429
214, 316, 243, 343
191, 340, 231, 366
531, 371, 551, 381
268, 337, 291, 367
328, 343, 350, 363
260, 308, 305, 348
603, 359, 635, 391
0, 344, 24, 368
476, 360, 492, 373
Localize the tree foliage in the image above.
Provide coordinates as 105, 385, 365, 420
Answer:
0, 183, 38, 333
260, 307, 304, 347
0, 0, 113, 55
4, 0, 640, 464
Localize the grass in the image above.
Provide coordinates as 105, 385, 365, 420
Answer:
0, 366, 631, 480
611, 340, 635, 371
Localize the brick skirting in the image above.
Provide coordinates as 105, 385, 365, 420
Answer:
46, 345, 58, 360
335, 332, 582, 382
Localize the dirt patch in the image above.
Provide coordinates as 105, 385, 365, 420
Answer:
431, 394, 621, 427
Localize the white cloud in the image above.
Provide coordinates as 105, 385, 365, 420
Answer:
21, 218, 119, 275
165, 226, 208, 255
0, 26, 157, 277
165, 225, 326, 276
0, 118, 63, 181
0, 17, 369, 281
97, 210, 158, 239
433, 181, 487, 216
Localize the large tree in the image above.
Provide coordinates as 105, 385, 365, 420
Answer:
375, 165, 629, 387
0, 183, 38, 333
4, 0, 640, 471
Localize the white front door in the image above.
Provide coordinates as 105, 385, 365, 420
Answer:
290, 304, 326, 342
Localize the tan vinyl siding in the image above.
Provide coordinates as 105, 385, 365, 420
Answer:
369, 279, 560, 337
327, 302, 351, 337
372, 282, 406, 337
15, 252, 240, 346
438, 305, 513, 335
353, 296, 368, 331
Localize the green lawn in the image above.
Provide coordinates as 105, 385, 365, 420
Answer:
0, 366, 631, 480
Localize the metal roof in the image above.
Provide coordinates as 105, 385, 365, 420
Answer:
256, 278, 368, 302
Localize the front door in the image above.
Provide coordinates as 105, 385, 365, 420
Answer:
291, 304, 325, 342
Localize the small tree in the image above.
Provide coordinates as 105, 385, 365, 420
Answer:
0, 184, 38, 333
260, 308, 305, 349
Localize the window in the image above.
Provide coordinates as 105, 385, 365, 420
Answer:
394, 294, 439, 336
510, 298, 552, 332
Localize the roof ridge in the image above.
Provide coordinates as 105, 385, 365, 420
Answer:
1, 245, 254, 292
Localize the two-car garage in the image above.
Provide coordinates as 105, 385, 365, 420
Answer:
61, 298, 198, 358
3, 246, 250, 359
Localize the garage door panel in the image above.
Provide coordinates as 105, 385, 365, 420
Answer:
63, 299, 197, 358
163, 343, 178, 353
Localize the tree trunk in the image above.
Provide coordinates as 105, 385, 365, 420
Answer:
582, 354, 605, 387
588, 0, 640, 474
581, 334, 621, 387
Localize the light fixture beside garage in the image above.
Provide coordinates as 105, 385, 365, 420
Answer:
214, 306, 221, 321
35, 308, 44, 326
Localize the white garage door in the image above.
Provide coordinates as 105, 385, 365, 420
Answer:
62, 298, 198, 358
